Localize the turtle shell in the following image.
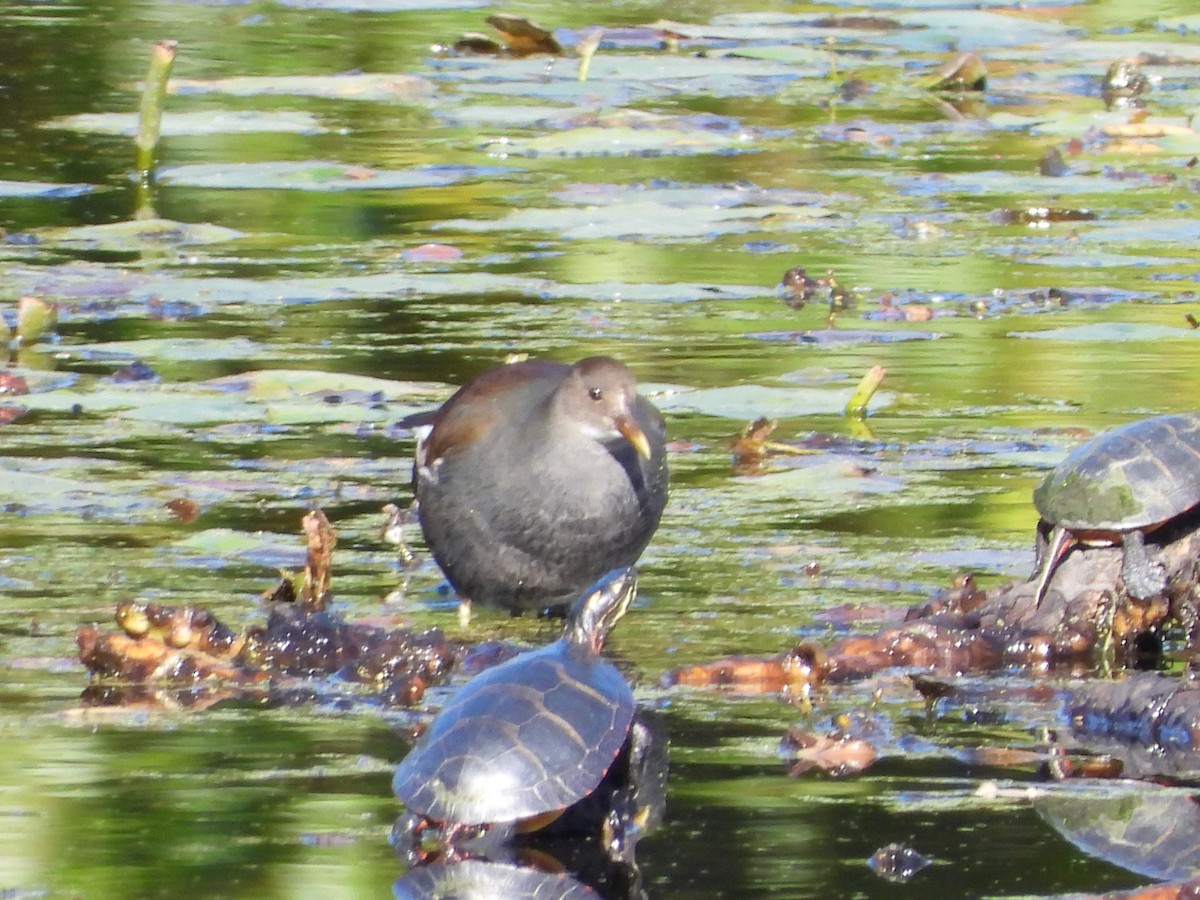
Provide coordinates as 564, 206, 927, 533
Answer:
392, 639, 634, 826
1033, 413, 1200, 532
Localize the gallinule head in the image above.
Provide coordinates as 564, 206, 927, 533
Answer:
403, 356, 667, 616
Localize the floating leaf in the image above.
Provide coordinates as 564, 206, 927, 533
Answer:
280, 0, 487, 9
747, 329, 944, 346
124, 271, 766, 308
658, 384, 894, 419
39, 218, 243, 251
70, 336, 264, 362
1102, 121, 1192, 139
891, 171, 1150, 197
167, 72, 435, 102
883, 11, 1079, 52
1010, 323, 1198, 342
450, 52, 803, 103
155, 161, 507, 191
0, 456, 160, 518
440, 199, 829, 241
43, 110, 327, 136
490, 125, 758, 158
171, 528, 307, 570
0, 179, 93, 199
733, 459, 906, 502
485, 14, 563, 55
1157, 14, 1200, 34
202, 368, 443, 403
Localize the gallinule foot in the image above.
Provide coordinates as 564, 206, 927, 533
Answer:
402, 356, 667, 616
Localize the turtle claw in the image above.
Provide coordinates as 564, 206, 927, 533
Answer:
1119, 530, 1167, 600
393, 813, 496, 865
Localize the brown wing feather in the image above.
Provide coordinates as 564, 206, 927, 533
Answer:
422, 359, 569, 465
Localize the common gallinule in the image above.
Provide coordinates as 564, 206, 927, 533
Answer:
402, 356, 667, 616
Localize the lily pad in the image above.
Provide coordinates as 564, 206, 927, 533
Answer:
0, 179, 94, 199
12, 365, 441, 428
890, 172, 1147, 198
658, 15, 897, 45
747, 329, 945, 345
42, 110, 326, 136
881, 11, 1080, 52
658, 384, 894, 419
70, 337, 264, 362
1004, 251, 1190, 268
448, 52, 803, 103
126, 271, 766, 308
1009, 323, 1198, 342
490, 126, 758, 158
0, 456, 160, 518
167, 73, 435, 103
440, 199, 829, 240
170, 528, 307, 570
37, 218, 244, 251
1081, 219, 1200, 246
155, 161, 507, 191
433, 104, 576, 128
733, 459, 906, 500
204, 369, 443, 402
280, 0, 486, 9
1159, 15, 1200, 34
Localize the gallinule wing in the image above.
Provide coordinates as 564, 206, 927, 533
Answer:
402, 356, 667, 615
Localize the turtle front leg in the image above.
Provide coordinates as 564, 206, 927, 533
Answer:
1118, 529, 1167, 600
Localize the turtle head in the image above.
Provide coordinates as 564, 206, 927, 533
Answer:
566, 567, 638, 653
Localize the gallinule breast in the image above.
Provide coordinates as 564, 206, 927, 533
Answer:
403, 356, 667, 615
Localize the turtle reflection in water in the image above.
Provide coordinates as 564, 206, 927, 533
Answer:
393, 858, 598, 900
1031, 412, 1200, 607
392, 567, 665, 862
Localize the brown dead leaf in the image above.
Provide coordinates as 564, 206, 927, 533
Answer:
301, 509, 337, 611
486, 14, 563, 56
1102, 122, 1193, 138
0, 405, 26, 425
165, 497, 200, 523
0, 373, 29, 395
1103, 140, 1167, 155
782, 725, 878, 777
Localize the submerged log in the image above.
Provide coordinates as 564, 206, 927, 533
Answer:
76, 509, 460, 709
668, 509, 1200, 693
77, 596, 459, 708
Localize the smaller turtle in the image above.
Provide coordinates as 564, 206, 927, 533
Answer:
392, 567, 638, 855
1031, 412, 1200, 607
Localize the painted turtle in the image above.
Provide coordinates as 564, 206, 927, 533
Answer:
1031, 412, 1200, 606
392, 567, 637, 851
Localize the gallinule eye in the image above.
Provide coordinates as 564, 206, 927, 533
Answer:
401, 356, 667, 616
